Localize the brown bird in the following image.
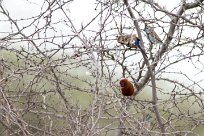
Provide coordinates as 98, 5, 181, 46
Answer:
117, 34, 137, 48
119, 78, 136, 96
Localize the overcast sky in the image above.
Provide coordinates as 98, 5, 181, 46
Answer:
1, 0, 204, 89
0, 0, 181, 32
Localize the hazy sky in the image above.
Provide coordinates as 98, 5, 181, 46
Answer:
1, 0, 204, 89
0, 0, 180, 30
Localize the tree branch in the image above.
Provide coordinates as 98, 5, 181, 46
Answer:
123, 0, 165, 135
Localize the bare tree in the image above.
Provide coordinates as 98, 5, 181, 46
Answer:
0, 0, 204, 135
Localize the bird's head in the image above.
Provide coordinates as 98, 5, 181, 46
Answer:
134, 38, 141, 47
119, 78, 128, 87
144, 24, 151, 33
136, 38, 140, 42
117, 35, 124, 44
144, 114, 153, 122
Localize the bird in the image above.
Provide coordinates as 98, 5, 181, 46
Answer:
144, 24, 162, 44
117, 34, 147, 57
117, 34, 137, 48
134, 38, 148, 57
119, 78, 136, 96
142, 114, 153, 129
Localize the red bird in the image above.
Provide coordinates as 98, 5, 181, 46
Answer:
119, 78, 136, 96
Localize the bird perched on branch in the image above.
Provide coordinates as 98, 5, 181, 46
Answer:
144, 24, 162, 44
117, 34, 148, 57
117, 34, 137, 48
142, 114, 153, 129
119, 78, 136, 96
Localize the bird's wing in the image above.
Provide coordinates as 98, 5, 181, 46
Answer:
150, 27, 162, 42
